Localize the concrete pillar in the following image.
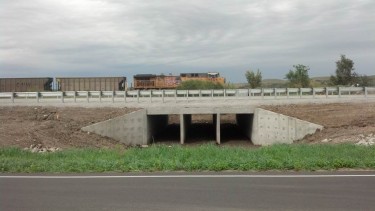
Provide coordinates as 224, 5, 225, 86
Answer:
74, 91, 76, 103
312, 88, 316, 98
162, 90, 165, 103
150, 91, 152, 102
112, 91, 115, 103
99, 91, 102, 102
175, 90, 177, 102
287, 88, 289, 98
211, 89, 213, 99
338, 87, 341, 98
61, 92, 64, 103
86, 91, 89, 102
11, 92, 14, 103
299, 88, 302, 98
124, 91, 127, 102
274, 88, 277, 98
325, 87, 328, 98
365, 87, 368, 97
180, 114, 191, 144
261, 88, 264, 99
215, 113, 220, 144
137, 90, 140, 103
36, 92, 39, 103
213, 113, 220, 144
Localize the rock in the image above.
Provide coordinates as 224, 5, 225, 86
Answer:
321, 138, 331, 143
48, 147, 60, 152
39, 148, 47, 153
141, 145, 149, 148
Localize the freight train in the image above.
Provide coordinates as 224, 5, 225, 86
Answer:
133, 72, 225, 89
0, 78, 54, 92
0, 77, 127, 92
0, 72, 225, 92
56, 77, 127, 91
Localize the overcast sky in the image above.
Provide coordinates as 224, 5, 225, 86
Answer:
1, 0, 374, 82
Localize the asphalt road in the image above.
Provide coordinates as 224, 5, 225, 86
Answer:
1, 172, 375, 211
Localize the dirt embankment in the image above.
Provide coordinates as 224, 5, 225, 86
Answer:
0, 106, 137, 149
263, 103, 375, 144
0, 103, 374, 149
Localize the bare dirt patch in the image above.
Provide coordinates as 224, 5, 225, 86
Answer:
0, 106, 138, 149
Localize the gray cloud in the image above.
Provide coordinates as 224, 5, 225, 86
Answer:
0, 0, 374, 82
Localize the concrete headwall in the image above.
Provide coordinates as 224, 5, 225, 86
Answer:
251, 108, 323, 145
82, 107, 323, 146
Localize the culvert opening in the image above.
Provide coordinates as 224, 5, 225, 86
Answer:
220, 114, 251, 145
185, 114, 216, 144
152, 113, 253, 145
152, 114, 180, 144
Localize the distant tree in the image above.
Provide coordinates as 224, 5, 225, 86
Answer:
285, 64, 311, 88
245, 69, 262, 88
355, 74, 370, 87
330, 55, 356, 86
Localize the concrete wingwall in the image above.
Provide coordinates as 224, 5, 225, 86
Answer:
81, 109, 148, 145
251, 108, 323, 145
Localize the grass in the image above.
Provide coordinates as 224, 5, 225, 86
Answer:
1, 144, 375, 173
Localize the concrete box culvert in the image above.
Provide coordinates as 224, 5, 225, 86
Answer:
81, 108, 323, 146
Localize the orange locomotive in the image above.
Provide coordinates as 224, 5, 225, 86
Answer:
133, 72, 225, 89
180, 72, 225, 84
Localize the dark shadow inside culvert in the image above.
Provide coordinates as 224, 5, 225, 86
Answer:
153, 114, 180, 144
220, 114, 251, 145
153, 114, 252, 145
152, 123, 180, 144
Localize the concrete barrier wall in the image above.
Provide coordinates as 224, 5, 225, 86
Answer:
2, 86, 374, 104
